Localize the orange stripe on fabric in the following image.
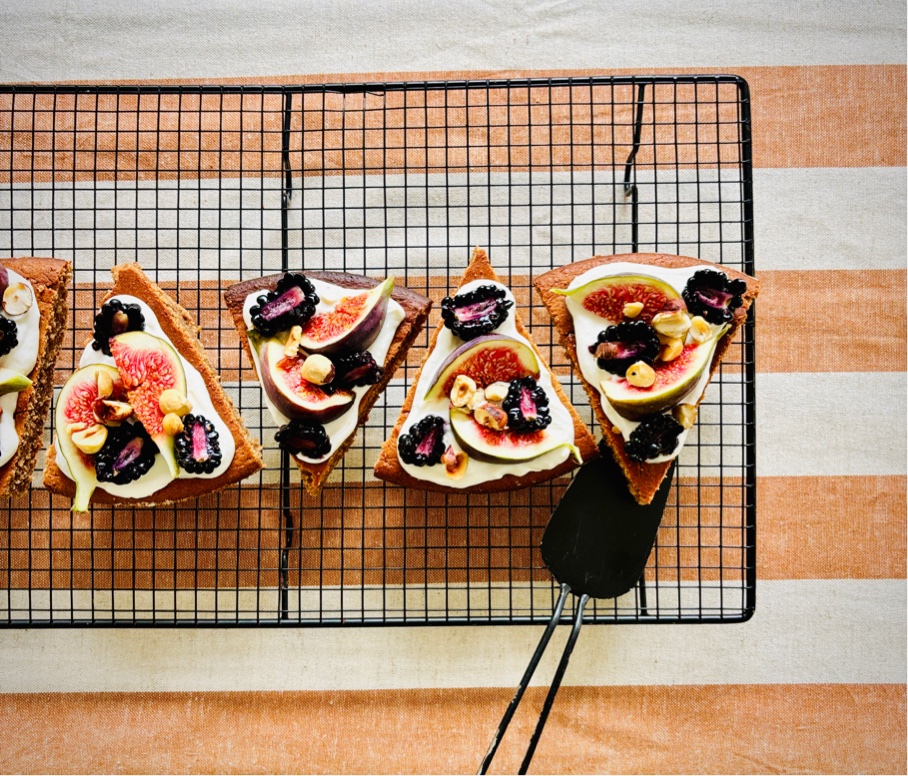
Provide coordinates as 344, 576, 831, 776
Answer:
1, 685, 904, 774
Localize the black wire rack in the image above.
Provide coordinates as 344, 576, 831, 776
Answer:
0, 76, 755, 627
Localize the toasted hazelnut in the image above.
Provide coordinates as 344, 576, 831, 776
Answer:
689, 315, 712, 344
484, 381, 510, 403
158, 388, 192, 417
283, 325, 304, 358
162, 412, 184, 436
660, 337, 684, 362
442, 445, 468, 480
623, 301, 644, 319
672, 403, 698, 429
474, 403, 508, 431
96, 370, 114, 400
71, 423, 107, 455
2, 282, 32, 317
93, 399, 134, 426
300, 354, 335, 385
626, 361, 656, 388
467, 387, 488, 411
65, 421, 88, 436
652, 309, 691, 339
449, 374, 477, 408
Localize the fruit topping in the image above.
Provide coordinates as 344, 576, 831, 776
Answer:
175, 414, 223, 474
275, 419, 332, 459
589, 320, 660, 375
443, 445, 468, 480
398, 414, 447, 467
297, 277, 393, 355
502, 376, 552, 434
449, 410, 577, 464
250, 273, 319, 338
682, 269, 748, 325
2, 282, 32, 317
554, 274, 680, 323
672, 403, 698, 429
624, 414, 684, 463
623, 301, 644, 318
689, 315, 712, 343
92, 299, 145, 356
299, 354, 335, 386
333, 350, 384, 389
0, 367, 31, 396
440, 284, 514, 341
162, 413, 184, 436
659, 338, 684, 362
95, 422, 159, 485
0, 317, 18, 358
483, 381, 510, 403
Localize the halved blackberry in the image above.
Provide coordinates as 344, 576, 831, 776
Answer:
589, 320, 660, 375
92, 298, 145, 356
333, 350, 384, 389
95, 422, 158, 485
275, 419, 331, 459
250, 273, 319, 337
502, 376, 552, 434
682, 269, 748, 325
0, 317, 18, 358
398, 415, 446, 467
625, 414, 683, 463
440, 284, 514, 341
175, 414, 222, 474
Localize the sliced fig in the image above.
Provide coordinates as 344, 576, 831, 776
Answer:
682, 269, 748, 324
109, 330, 187, 478
398, 414, 447, 466
423, 334, 540, 401
297, 277, 393, 356
440, 284, 513, 341
0, 367, 31, 396
449, 410, 577, 464
590, 320, 661, 375
249, 272, 319, 337
554, 274, 680, 323
258, 339, 354, 422
501, 376, 552, 434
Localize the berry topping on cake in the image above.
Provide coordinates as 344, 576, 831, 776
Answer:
589, 320, 660, 375
250, 273, 319, 337
682, 269, 748, 325
174, 414, 222, 474
440, 284, 514, 341
0, 317, 18, 358
501, 376, 552, 434
275, 419, 331, 459
91, 299, 145, 356
624, 414, 684, 462
398, 414, 447, 466
333, 350, 384, 388
95, 422, 159, 485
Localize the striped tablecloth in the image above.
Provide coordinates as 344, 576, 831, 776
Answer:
0, 2, 905, 773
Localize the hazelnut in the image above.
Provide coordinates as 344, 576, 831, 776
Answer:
442, 445, 468, 480
483, 381, 510, 403
299, 354, 335, 386
70, 423, 108, 455
158, 388, 192, 417
689, 315, 712, 344
162, 412, 184, 436
623, 301, 644, 318
626, 361, 656, 388
652, 309, 691, 340
474, 403, 508, 431
449, 374, 477, 408
2, 282, 32, 317
96, 370, 114, 400
93, 399, 134, 426
660, 337, 684, 362
65, 421, 88, 436
467, 387, 488, 411
283, 325, 304, 358
672, 403, 698, 429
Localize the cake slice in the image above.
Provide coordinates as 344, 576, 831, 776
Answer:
224, 269, 432, 495
0, 257, 71, 496
534, 252, 759, 505
374, 248, 598, 494
44, 263, 264, 510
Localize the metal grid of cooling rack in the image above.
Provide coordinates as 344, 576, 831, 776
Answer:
0, 76, 755, 626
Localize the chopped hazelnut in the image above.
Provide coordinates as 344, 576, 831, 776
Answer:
158, 388, 192, 417
93, 399, 134, 426
672, 403, 698, 429
483, 381, 511, 403
283, 325, 304, 358
652, 309, 691, 340
2, 282, 32, 317
660, 337, 684, 362
626, 361, 656, 388
442, 445, 468, 479
96, 370, 114, 400
474, 403, 508, 431
449, 374, 477, 408
162, 412, 185, 436
71, 424, 108, 455
689, 315, 712, 344
300, 354, 335, 385
623, 301, 645, 318
467, 387, 488, 411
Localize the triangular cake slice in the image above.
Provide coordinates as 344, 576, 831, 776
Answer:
0, 257, 71, 496
374, 248, 598, 494
534, 253, 759, 505
224, 270, 432, 495
44, 263, 264, 510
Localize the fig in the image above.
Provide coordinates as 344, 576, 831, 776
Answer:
501, 376, 552, 434
683, 269, 748, 325
554, 274, 680, 323
590, 320, 661, 375
0, 317, 18, 358
249, 272, 319, 337
297, 277, 394, 356
175, 414, 222, 474
275, 419, 331, 459
92, 298, 145, 356
440, 284, 513, 341
258, 339, 354, 423
423, 334, 540, 401
0, 367, 31, 396
109, 330, 187, 478
449, 410, 578, 464
54, 363, 125, 512
624, 414, 684, 462
95, 422, 159, 485
398, 414, 447, 467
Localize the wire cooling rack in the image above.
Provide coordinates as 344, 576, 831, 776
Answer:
0, 76, 755, 627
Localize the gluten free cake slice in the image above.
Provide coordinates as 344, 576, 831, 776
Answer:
534, 252, 759, 505
374, 247, 598, 494
224, 269, 432, 495
44, 263, 264, 511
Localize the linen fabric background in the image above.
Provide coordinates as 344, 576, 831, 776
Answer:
0, 1, 905, 773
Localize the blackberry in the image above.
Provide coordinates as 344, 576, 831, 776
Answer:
333, 350, 384, 389
398, 415, 446, 466
502, 376, 552, 434
95, 422, 158, 485
92, 298, 145, 356
682, 269, 748, 325
250, 272, 319, 337
589, 320, 660, 375
625, 414, 683, 463
0, 317, 18, 358
175, 414, 222, 474
440, 284, 513, 341
275, 419, 331, 459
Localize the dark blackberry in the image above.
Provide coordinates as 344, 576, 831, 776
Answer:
95, 422, 158, 485
625, 414, 684, 463
589, 320, 660, 375
275, 419, 331, 459
333, 350, 384, 389
250, 272, 319, 337
92, 298, 145, 356
440, 284, 513, 341
0, 317, 18, 358
398, 415, 446, 466
502, 376, 552, 434
174, 414, 222, 474
682, 269, 748, 325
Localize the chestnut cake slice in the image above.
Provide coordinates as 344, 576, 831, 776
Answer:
534, 253, 759, 505
373, 248, 598, 495
224, 270, 432, 495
